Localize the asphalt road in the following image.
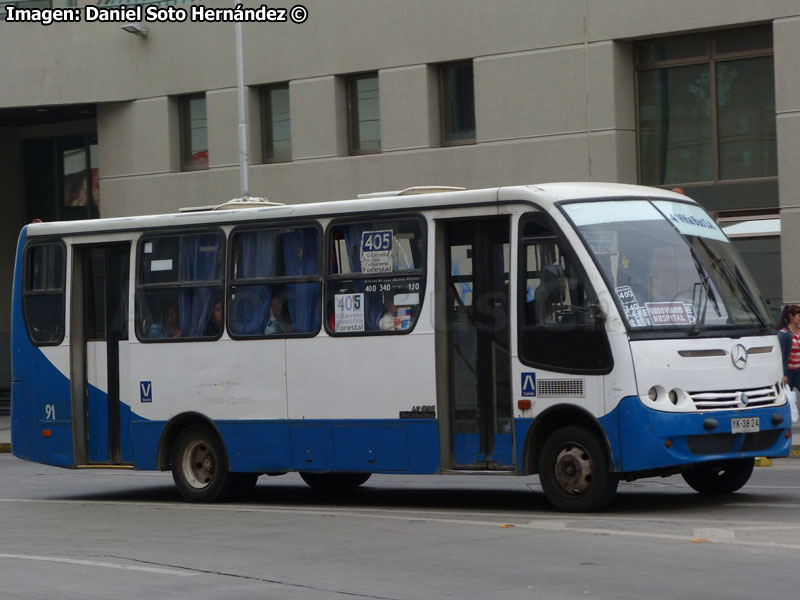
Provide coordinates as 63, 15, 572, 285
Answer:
2, 455, 800, 600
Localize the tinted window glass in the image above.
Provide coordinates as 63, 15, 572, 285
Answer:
327, 217, 425, 334
137, 231, 224, 341
229, 226, 320, 337
24, 243, 66, 345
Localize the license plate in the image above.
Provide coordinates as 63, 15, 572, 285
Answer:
731, 417, 760, 434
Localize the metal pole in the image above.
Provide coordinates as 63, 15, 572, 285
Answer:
235, 18, 249, 198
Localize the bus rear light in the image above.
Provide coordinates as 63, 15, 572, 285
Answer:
518, 400, 532, 411
665, 439, 672, 449
42, 430, 52, 437
786, 430, 792, 439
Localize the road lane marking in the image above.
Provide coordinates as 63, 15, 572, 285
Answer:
3, 497, 800, 551
693, 528, 736, 542
0, 553, 197, 576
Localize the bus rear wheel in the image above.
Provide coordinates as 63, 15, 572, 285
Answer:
299, 472, 371, 493
538, 426, 618, 512
171, 424, 233, 503
681, 458, 754, 494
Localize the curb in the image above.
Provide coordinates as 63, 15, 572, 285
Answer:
0, 443, 10, 454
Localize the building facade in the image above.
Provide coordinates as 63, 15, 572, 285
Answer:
1, 0, 799, 392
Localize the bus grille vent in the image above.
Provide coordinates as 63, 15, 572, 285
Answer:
537, 379, 585, 398
688, 384, 779, 410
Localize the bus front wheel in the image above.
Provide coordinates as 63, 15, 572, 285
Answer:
681, 458, 754, 494
538, 426, 618, 512
300, 472, 371, 493
171, 424, 233, 503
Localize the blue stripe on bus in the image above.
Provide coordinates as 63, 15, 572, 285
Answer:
133, 420, 537, 473
599, 395, 792, 472
453, 433, 516, 467
132, 419, 443, 473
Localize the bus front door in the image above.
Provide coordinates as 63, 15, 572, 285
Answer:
71, 244, 131, 465
442, 219, 513, 470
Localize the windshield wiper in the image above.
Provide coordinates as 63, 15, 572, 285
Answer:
687, 241, 721, 336
689, 275, 708, 336
697, 239, 768, 331
720, 256, 769, 331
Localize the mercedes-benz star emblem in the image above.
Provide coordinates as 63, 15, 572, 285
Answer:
731, 344, 748, 370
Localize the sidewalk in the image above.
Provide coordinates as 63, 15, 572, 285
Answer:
0, 414, 799, 456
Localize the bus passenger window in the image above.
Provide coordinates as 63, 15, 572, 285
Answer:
24, 243, 66, 345
326, 217, 425, 334
228, 225, 321, 338
136, 231, 224, 341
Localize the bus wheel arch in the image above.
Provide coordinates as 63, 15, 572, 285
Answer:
157, 412, 227, 472
522, 406, 612, 476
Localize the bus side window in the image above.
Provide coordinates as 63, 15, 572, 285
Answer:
23, 242, 66, 345
137, 231, 224, 341
326, 217, 425, 335
228, 225, 321, 338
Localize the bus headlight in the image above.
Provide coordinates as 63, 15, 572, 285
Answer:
668, 389, 678, 405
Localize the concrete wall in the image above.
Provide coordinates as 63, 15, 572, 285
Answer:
776, 16, 800, 303
2, 0, 797, 212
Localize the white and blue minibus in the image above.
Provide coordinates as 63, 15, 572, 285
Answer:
11, 183, 791, 511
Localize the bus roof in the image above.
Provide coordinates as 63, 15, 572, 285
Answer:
23, 182, 693, 238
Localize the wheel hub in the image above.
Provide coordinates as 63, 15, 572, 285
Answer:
182, 440, 215, 489
554, 444, 592, 494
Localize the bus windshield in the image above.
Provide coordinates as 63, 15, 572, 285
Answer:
562, 199, 772, 333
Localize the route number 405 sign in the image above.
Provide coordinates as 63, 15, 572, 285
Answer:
335, 293, 365, 332
361, 230, 393, 273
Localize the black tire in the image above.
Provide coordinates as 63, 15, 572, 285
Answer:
299, 472, 371, 493
171, 424, 233, 503
538, 426, 618, 512
681, 458, 755, 494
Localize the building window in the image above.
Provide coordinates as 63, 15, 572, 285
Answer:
347, 73, 381, 154
261, 84, 291, 162
636, 27, 776, 186
179, 94, 209, 171
440, 61, 475, 145
23, 133, 99, 223
2, 0, 55, 19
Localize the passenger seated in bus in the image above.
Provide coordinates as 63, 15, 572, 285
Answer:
264, 296, 291, 335
204, 300, 224, 337
149, 303, 181, 338
380, 296, 413, 331
379, 298, 397, 331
